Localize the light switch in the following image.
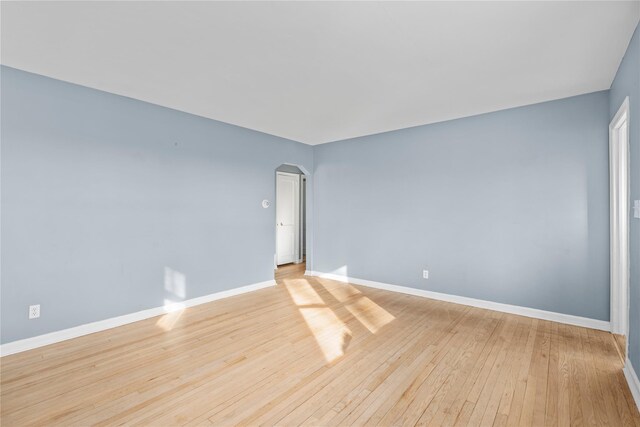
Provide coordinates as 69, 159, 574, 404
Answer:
634, 200, 640, 219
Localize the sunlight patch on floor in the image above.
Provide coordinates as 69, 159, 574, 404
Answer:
283, 275, 397, 363
320, 279, 395, 333
284, 278, 352, 363
298, 307, 352, 363
345, 296, 395, 334
320, 281, 362, 303
284, 279, 324, 306
156, 299, 186, 331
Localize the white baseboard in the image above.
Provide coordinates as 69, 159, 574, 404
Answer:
305, 271, 610, 332
0, 279, 276, 357
624, 359, 640, 411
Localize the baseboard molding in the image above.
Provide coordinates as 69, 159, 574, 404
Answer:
624, 359, 640, 411
305, 271, 610, 332
0, 279, 276, 357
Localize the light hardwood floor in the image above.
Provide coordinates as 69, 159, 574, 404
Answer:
1, 265, 639, 426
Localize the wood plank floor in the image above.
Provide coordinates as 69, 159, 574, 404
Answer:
1, 265, 639, 426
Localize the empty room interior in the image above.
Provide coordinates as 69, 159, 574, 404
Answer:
2, 1, 640, 426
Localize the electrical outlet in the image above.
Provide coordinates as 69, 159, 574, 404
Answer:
29, 304, 40, 319
423, 270, 429, 279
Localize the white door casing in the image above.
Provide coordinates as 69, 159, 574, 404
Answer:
276, 172, 300, 265
610, 96, 630, 343
300, 176, 306, 260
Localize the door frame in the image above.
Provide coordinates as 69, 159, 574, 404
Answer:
275, 171, 301, 266
609, 96, 630, 348
300, 175, 307, 261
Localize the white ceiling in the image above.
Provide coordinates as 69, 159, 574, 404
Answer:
2, 1, 639, 145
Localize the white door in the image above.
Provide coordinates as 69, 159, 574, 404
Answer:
610, 97, 630, 342
276, 172, 300, 265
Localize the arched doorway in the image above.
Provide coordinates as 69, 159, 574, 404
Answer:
275, 164, 308, 280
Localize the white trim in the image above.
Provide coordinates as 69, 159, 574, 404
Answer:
0, 279, 276, 357
624, 359, 640, 411
305, 271, 610, 331
610, 96, 630, 340
299, 175, 306, 263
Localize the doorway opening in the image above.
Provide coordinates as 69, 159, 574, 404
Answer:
275, 164, 307, 281
610, 97, 630, 362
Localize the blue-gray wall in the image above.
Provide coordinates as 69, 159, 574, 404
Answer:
0, 55, 628, 346
0, 66, 314, 344
610, 23, 640, 371
313, 91, 610, 321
